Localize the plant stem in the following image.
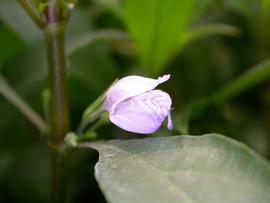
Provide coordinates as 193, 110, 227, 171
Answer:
18, 0, 46, 28
45, 24, 69, 147
19, 0, 72, 202
44, 4, 70, 203
51, 150, 67, 203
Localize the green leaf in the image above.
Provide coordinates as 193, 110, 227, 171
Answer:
176, 58, 270, 134
180, 23, 240, 50
210, 59, 270, 104
84, 134, 270, 203
124, 0, 195, 75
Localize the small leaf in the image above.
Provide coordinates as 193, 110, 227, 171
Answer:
84, 134, 270, 203
124, 0, 195, 75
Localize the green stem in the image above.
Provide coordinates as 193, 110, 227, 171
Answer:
77, 107, 106, 136
45, 24, 70, 147
51, 150, 66, 203
19, 0, 72, 202
18, 0, 46, 28
44, 4, 70, 203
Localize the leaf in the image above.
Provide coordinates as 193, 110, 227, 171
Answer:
124, 0, 195, 75
180, 23, 240, 50
84, 134, 270, 203
175, 58, 270, 135
210, 59, 270, 104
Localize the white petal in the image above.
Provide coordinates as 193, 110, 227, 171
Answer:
104, 74, 170, 113
109, 90, 172, 134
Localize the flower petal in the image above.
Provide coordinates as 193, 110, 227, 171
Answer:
109, 90, 172, 134
104, 74, 170, 113
167, 111, 173, 130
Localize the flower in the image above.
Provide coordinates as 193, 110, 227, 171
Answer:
104, 74, 173, 134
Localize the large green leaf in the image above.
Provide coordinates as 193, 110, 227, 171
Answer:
124, 0, 195, 75
85, 134, 270, 203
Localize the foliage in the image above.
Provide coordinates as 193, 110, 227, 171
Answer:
86, 134, 270, 203
1, 0, 270, 202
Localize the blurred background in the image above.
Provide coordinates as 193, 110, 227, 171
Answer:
1, 0, 270, 202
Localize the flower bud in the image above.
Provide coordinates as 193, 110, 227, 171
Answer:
104, 75, 173, 134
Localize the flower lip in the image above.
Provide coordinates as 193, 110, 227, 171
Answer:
104, 74, 170, 113
109, 89, 172, 134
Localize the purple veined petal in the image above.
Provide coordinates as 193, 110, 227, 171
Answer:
104, 74, 170, 113
109, 90, 172, 134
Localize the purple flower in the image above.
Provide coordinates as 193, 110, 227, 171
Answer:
104, 74, 173, 134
